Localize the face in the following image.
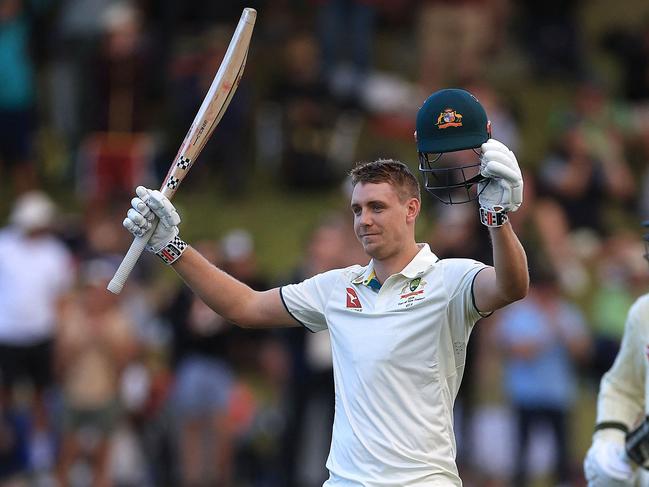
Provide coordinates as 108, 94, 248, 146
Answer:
351, 182, 419, 260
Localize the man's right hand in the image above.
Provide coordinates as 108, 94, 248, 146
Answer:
584, 430, 636, 487
123, 186, 181, 254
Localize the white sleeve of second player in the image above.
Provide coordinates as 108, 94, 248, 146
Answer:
280, 269, 345, 333
596, 295, 649, 429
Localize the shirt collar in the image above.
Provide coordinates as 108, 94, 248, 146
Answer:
350, 243, 439, 285
400, 243, 438, 278
351, 266, 381, 289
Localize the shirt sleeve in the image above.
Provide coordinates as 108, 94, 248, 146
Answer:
444, 258, 491, 333
596, 296, 649, 429
280, 269, 343, 333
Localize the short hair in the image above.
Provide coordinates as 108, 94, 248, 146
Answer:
350, 159, 421, 202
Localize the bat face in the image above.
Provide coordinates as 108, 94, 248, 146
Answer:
160, 9, 255, 199
159, 9, 255, 199
107, 8, 256, 295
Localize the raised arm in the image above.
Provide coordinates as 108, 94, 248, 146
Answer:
472, 139, 529, 312
172, 246, 296, 328
474, 223, 529, 312
123, 187, 298, 329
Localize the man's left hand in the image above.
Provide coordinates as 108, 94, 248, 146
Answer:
478, 139, 523, 213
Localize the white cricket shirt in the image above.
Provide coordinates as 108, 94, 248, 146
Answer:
281, 244, 489, 487
596, 293, 649, 429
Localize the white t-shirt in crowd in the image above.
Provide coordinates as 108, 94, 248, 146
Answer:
0, 228, 74, 345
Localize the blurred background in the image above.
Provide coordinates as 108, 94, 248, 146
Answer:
2, 0, 649, 485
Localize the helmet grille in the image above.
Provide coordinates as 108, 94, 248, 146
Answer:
418, 151, 488, 204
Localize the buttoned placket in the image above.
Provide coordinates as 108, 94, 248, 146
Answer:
372, 274, 404, 312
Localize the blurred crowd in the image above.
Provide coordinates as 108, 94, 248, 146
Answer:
3, 0, 649, 486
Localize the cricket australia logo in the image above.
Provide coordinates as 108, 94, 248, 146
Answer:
398, 278, 427, 308
436, 108, 463, 129
345, 287, 363, 311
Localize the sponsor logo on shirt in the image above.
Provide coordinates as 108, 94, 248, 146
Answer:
346, 287, 363, 310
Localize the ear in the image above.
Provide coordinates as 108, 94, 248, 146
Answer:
405, 197, 420, 223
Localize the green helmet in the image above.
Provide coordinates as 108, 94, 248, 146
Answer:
416, 88, 491, 204
416, 88, 490, 153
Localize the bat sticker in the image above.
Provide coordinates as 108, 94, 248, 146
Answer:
166, 176, 180, 189
176, 156, 192, 169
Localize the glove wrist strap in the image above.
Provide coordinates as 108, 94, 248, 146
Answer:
155, 236, 187, 265
479, 207, 509, 227
626, 416, 649, 468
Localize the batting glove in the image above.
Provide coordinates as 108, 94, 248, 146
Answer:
477, 139, 523, 227
123, 186, 187, 265
584, 430, 636, 487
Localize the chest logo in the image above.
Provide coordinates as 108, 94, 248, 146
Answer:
398, 278, 427, 307
346, 287, 362, 310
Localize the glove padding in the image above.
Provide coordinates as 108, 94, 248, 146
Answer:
477, 139, 523, 213
123, 186, 181, 253
584, 430, 636, 487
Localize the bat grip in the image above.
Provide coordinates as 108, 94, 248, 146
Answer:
107, 226, 154, 294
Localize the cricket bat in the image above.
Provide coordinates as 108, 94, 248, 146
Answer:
107, 7, 257, 294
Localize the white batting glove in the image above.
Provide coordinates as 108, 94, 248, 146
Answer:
584, 430, 636, 487
477, 139, 523, 227
123, 186, 187, 265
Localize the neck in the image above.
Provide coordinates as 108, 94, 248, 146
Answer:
372, 241, 421, 284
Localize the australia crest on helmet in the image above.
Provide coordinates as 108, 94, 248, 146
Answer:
436, 108, 463, 129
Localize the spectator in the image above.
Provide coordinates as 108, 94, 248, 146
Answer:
496, 267, 591, 486
0, 0, 51, 193
267, 31, 341, 190
0, 191, 75, 475
516, 0, 585, 79
417, 0, 508, 90
77, 2, 157, 204
55, 258, 139, 487
537, 122, 635, 235
316, 0, 376, 105
589, 233, 647, 379
234, 336, 291, 487
164, 241, 236, 487
600, 16, 649, 103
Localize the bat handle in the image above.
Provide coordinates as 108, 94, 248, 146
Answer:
107, 226, 154, 294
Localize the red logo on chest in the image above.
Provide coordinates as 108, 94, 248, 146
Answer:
346, 287, 362, 309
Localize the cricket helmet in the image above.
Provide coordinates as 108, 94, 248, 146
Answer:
416, 88, 491, 204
